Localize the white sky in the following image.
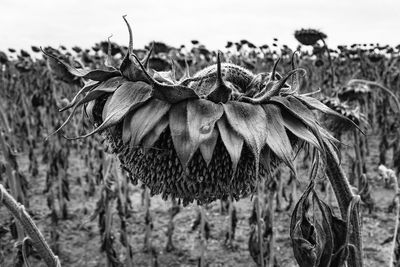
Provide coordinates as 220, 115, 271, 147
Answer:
1, 0, 399, 51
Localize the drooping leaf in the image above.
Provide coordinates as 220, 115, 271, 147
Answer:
141, 115, 169, 148
60, 80, 99, 111
199, 129, 219, 166
318, 200, 348, 267
290, 181, 320, 267
312, 193, 334, 267
317, 125, 341, 162
168, 101, 194, 169
102, 96, 113, 120
262, 104, 295, 174
270, 96, 316, 125
81, 77, 126, 110
85, 100, 96, 123
240, 68, 306, 104
295, 95, 362, 132
216, 116, 244, 173
269, 96, 325, 154
187, 99, 224, 164
44, 49, 79, 84
65, 81, 152, 139
280, 109, 321, 151
42, 48, 120, 81
47, 77, 128, 139
122, 99, 171, 146
222, 102, 267, 163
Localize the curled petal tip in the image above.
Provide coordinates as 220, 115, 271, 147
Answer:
143, 42, 154, 69
122, 15, 133, 54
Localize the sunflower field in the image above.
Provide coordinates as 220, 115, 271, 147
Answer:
1, 19, 400, 267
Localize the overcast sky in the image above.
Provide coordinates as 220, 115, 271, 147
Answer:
1, 0, 399, 52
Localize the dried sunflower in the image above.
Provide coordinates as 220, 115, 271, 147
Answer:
47, 17, 348, 205
320, 96, 368, 134
294, 29, 327, 46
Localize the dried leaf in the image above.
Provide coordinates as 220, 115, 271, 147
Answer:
141, 115, 169, 148
187, 99, 224, 164
47, 77, 127, 139
60, 80, 99, 111
270, 96, 325, 154
42, 48, 120, 81
66, 81, 152, 139
295, 95, 362, 132
122, 99, 171, 146
262, 104, 295, 174
217, 116, 244, 172
169, 101, 194, 169
223, 102, 267, 163
280, 109, 321, 151
85, 100, 96, 123
199, 129, 219, 166
290, 180, 338, 267
290, 181, 320, 267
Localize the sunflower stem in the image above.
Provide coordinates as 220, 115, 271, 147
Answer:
389, 175, 400, 267
320, 38, 335, 88
324, 141, 363, 267
0, 184, 61, 267
353, 130, 363, 189
267, 187, 275, 267
255, 180, 265, 267
199, 205, 206, 267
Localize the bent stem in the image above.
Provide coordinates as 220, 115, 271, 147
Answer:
320, 38, 335, 87
0, 184, 61, 267
347, 79, 400, 112
324, 142, 363, 267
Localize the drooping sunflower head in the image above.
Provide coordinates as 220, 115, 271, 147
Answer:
320, 96, 368, 134
47, 17, 347, 205
294, 28, 327, 46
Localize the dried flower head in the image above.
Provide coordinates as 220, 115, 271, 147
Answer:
47, 16, 349, 205
294, 29, 327, 46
